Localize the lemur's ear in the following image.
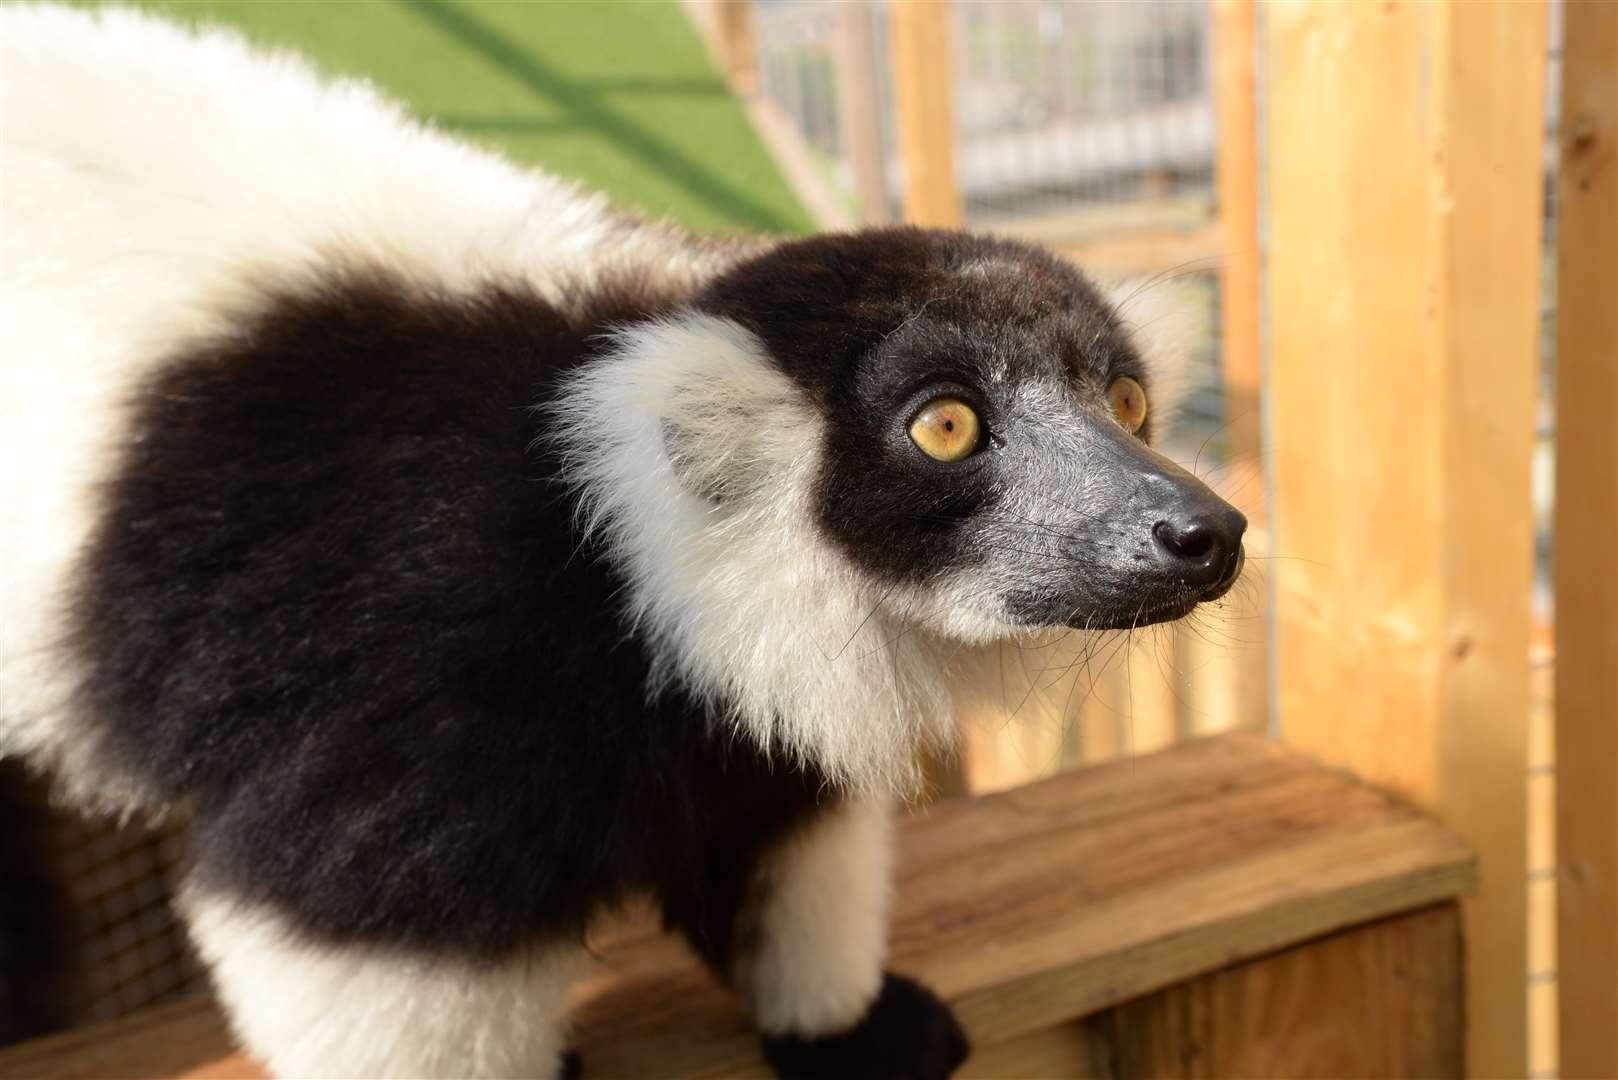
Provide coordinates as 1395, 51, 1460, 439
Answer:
661, 417, 731, 504
642, 315, 810, 509
553, 314, 810, 518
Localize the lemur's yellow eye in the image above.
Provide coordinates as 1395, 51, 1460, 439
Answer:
909, 397, 981, 462
1108, 376, 1148, 434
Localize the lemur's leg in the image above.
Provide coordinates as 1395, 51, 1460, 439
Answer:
180, 885, 583, 1080
712, 798, 969, 1080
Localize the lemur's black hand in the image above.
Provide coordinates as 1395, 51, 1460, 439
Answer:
557, 1047, 583, 1080
760, 973, 969, 1080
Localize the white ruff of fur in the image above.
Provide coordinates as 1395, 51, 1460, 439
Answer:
183, 888, 579, 1079
548, 315, 962, 795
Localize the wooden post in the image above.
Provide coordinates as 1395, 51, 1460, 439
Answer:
1212, 0, 1261, 475
710, 0, 757, 95
835, 1, 891, 225
1555, 2, 1618, 1076
1208, 0, 1268, 737
889, 0, 961, 227
1265, 4, 1546, 1076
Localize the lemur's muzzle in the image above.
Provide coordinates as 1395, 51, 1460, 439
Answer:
1054, 424, 1248, 629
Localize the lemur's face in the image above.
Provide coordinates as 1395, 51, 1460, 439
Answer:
696, 228, 1245, 639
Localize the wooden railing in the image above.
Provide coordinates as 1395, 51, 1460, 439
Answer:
0, 734, 1474, 1079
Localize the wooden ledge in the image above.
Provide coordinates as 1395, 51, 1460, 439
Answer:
0, 732, 1474, 1079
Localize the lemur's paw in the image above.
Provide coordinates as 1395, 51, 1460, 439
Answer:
760, 972, 969, 1080
558, 1046, 583, 1080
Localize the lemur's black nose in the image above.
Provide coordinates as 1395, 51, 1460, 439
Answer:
1153, 505, 1247, 593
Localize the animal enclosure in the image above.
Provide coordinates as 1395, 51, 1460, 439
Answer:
1, 1, 1611, 1078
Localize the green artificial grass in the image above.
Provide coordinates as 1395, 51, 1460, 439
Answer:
108, 0, 813, 235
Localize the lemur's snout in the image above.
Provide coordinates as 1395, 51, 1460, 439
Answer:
1153, 501, 1247, 597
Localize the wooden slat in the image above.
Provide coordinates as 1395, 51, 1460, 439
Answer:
889, 0, 960, 227
707, 0, 756, 95
834, 0, 890, 225
1554, 1, 1618, 1076
0, 996, 239, 1080
0, 733, 1475, 1080
1100, 904, 1463, 1079
1208, 0, 1269, 739
1212, 0, 1262, 470
1265, 3, 1546, 1074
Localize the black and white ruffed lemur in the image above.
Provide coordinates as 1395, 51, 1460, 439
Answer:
0, 6, 1246, 1077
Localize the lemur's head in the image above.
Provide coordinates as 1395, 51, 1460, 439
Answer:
557, 226, 1245, 787
681, 227, 1245, 640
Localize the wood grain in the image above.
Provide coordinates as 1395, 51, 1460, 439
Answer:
889, 0, 960, 227
834, 0, 889, 225
1208, 0, 1269, 741
1554, 1, 1618, 1075
1099, 904, 1462, 1079
0, 733, 1475, 1079
1265, 3, 1546, 1074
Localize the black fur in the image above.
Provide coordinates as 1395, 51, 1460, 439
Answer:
761, 973, 970, 1080
69, 266, 828, 964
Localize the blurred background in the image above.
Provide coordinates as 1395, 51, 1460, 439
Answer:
4, 3, 1595, 1079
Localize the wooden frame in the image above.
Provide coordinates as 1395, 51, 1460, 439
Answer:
1554, 2, 1618, 1075
1265, 4, 1548, 1075
889, 0, 960, 228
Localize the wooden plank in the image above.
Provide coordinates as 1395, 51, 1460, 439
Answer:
1054, 224, 1221, 281
1099, 904, 1463, 1079
962, 1021, 1107, 1079
835, 0, 890, 225
1212, 0, 1262, 470
1, 733, 1475, 1080
1554, 1, 1618, 1075
708, 0, 756, 95
889, 0, 960, 227
1209, 0, 1269, 740
0, 996, 238, 1080
1265, 4, 1546, 1074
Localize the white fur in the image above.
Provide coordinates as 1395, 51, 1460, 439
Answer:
736, 798, 893, 1037
182, 887, 579, 1078
0, 5, 713, 808
548, 315, 971, 795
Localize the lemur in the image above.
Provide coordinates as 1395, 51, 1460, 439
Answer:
0, 6, 1246, 1078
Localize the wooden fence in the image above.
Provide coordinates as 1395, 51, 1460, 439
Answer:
697, 1, 1616, 1076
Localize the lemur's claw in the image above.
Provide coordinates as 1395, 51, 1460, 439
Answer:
760, 972, 969, 1080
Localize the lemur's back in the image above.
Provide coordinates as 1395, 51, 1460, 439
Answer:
0, 3, 693, 805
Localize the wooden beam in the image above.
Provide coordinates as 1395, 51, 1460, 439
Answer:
1265, 3, 1546, 1075
834, 1, 890, 225
1555, 1, 1618, 1075
0, 734, 1475, 1080
889, 0, 960, 227
708, 0, 756, 95
1212, 0, 1262, 476
1209, 0, 1270, 740
1097, 904, 1463, 1080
